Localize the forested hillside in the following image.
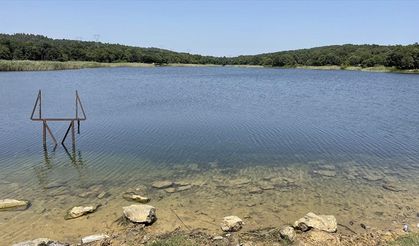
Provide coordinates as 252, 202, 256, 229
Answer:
1, 33, 418, 69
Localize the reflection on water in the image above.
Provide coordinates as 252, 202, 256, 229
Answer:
0, 67, 419, 244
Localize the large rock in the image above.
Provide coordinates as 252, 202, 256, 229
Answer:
81, 234, 109, 244
151, 180, 173, 189
294, 212, 337, 232
0, 199, 30, 210
65, 205, 99, 220
122, 192, 150, 203
12, 238, 68, 246
220, 216, 243, 232
280, 226, 296, 242
123, 204, 156, 224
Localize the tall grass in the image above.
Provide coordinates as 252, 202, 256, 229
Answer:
0, 60, 155, 71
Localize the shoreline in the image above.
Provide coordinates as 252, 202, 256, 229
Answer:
1, 60, 418, 74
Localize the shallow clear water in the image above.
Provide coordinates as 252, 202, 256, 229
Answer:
1, 67, 419, 244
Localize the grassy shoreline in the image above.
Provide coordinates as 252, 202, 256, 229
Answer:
0, 60, 417, 73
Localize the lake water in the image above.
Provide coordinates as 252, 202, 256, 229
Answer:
1, 67, 419, 244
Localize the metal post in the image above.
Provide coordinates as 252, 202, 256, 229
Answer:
71, 120, 76, 148
39, 90, 42, 119
42, 120, 46, 146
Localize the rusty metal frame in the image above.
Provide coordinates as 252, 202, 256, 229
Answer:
30, 90, 86, 149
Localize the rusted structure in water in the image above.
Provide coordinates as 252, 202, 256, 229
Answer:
30, 90, 86, 148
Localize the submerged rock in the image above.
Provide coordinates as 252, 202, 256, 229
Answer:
122, 192, 150, 203
175, 181, 191, 186
44, 181, 66, 189
164, 187, 177, 193
65, 205, 99, 220
97, 191, 108, 199
382, 182, 407, 192
152, 180, 173, 189
248, 186, 263, 194
12, 238, 68, 246
220, 216, 243, 232
123, 204, 156, 224
294, 212, 337, 232
229, 178, 251, 186
81, 234, 109, 244
279, 226, 296, 242
0, 199, 30, 210
177, 184, 193, 191
313, 170, 336, 177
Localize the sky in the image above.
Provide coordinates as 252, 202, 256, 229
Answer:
1, 0, 418, 57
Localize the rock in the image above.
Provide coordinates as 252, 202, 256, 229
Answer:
177, 185, 192, 191
122, 192, 150, 203
416, 223, 419, 228
123, 204, 156, 224
164, 187, 177, 193
78, 190, 98, 198
81, 234, 109, 244
97, 191, 108, 199
229, 178, 251, 186
248, 186, 263, 194
313, 170, 336, 177
280, 226, 296, 242
12, 238, 68, 246
213, 236, 224, 240
382, 182, 407, 192
360, 223, 369, 230
260, 184, 275, 190
65, 205, 99, 220
294, 212, 337, 232
0, 199, 30, 210
151, 180, 173, 189
220, 216, 243, 232
362, 172, 383, 181
319, 165, 335, 170
0, 180, 11, 185
44, 181, 66, 189
174, 181, 190, 186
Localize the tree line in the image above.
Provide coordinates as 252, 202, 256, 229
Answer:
1, 33, 418, 69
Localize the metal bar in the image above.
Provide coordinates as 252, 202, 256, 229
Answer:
76, 91, 78, 119
61, 122, 73, 145
77, 120, 80, 134
45, 122, 58, 146
32, 118, 86, 121
71, 120, 76, 147
42, 120, 46, 146
30, 90, 41, 119
76, 93, 87, 120
39, 90, 42, 119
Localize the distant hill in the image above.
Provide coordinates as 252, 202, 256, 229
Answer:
0, 33, 418, 69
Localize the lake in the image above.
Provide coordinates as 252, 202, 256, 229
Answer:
1, 67, 419, 244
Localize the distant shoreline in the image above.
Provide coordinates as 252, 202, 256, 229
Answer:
0, 60, 418, 74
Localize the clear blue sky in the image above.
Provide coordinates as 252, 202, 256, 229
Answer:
1, 0, 418, 57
